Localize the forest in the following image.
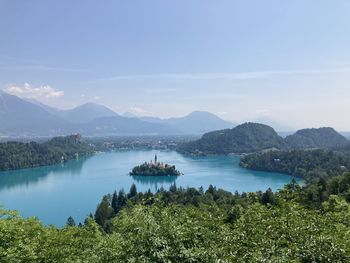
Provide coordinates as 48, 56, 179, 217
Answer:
240, 149, 350, 182
1, 170, 350, 262
1, 135, 350, 261
0, 134, 94, 171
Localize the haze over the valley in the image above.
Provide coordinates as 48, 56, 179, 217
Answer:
0, 1, 350, 130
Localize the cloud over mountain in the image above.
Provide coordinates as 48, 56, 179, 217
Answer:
4, 83, 64, 99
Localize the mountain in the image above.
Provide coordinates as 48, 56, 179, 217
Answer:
340, 132, 350, 140
141, 111, 234, 134
0, 91, 235, 136
122, 112, 138, 118
139, 116, 164, 124
77, 116, 180, 136
57, 103, 118, 123
177, 122, 287, 155
285, 127, 350, 150
30, 100, 118, 123
0, 92, 181, 136
26, 99, 63, 115
0, 91, 69, 136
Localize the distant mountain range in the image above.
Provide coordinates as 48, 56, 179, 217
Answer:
178, 123, 350, 155
0, 91, 68, 136
140, 111, 234, 134
0, 91, 235, 136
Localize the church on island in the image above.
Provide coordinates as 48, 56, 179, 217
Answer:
148, 154, 166, 168
130, 154, 182, 176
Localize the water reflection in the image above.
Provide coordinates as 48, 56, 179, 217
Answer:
131, 175, 178, 191
0, 156, 90, 191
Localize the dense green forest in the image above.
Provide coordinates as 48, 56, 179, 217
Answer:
178, 124, 350, 156
2, 172, 350, 262
240, 149, 350, 182
177, 122, 287, 155
0, 134, 94, 171
285, 127, 350, 149
2, 132, 350, 261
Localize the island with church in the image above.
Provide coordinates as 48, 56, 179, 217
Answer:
130, 154, 182, 176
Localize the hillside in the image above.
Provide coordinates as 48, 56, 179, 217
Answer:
57, 103, 119, 123
285, 127, 350, 149
0, 134, 94, 171
141, 111, 234, 134
77, 116, 180, 136
3, 175, 350, 261
1, 92, 236, 136
240, 149, 350, 182
164, 111, 234, 134
0, 92, 181, 136
177, 122, 286, 155
0, 91, 69, 136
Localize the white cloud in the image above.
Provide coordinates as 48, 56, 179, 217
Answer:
4, 83, 64, 99
129, 107, 153, 116
93, 96, 102, 100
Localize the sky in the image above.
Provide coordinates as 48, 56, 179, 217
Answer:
0, 0, 350, 130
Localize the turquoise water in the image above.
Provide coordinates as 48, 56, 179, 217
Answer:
0, 150, 295, 226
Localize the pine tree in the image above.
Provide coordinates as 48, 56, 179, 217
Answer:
66, 216, 76, 227
112, 189, 127, 214
94, 195, 113, 229
261, 188, 276, 205
169, 183, 177, 192
111, 191, 118, 213
128, 184, 137, 198
207, 184, 216, 195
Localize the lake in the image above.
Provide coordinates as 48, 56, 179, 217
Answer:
0, 150, 295, 226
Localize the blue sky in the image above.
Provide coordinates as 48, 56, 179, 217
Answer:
1, 0, 350, 130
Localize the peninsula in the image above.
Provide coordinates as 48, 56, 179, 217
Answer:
130, 154, 181, 176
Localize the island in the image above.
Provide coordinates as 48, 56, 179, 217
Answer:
130, 154, 181, 176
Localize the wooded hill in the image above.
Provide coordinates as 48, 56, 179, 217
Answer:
178, 123, 350, 155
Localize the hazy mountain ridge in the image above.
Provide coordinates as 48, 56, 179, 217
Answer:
141, 111, 235, 134
2, 92, 348, 142
57, 103, 119, 123
0, 91, 70, 136
0, 92, 233, 136
76, 116, 181, 136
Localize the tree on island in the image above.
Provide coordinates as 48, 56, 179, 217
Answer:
130, 154, 181, 176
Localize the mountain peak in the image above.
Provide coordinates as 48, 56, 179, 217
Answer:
186, 111, 219, 118
74, 102, 110, 110
60, 103, 118, 123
